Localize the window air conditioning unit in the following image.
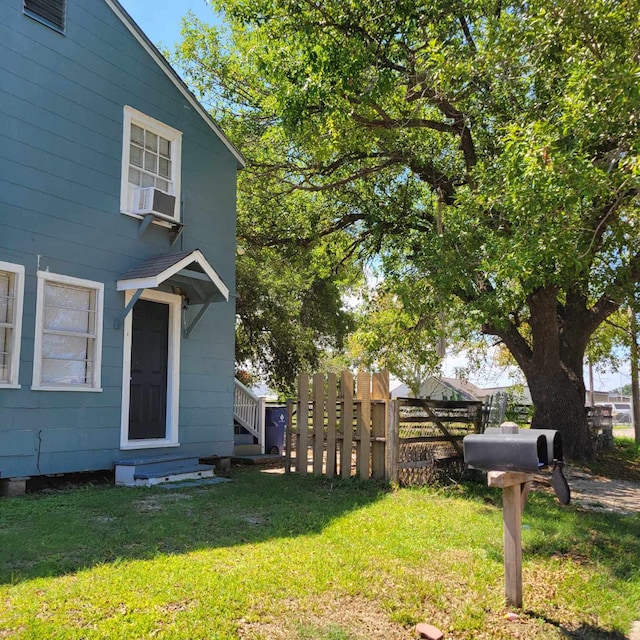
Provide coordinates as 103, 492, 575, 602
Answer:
134, 187, 176, 217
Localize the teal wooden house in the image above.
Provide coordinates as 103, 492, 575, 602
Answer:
0, 0, 246, 488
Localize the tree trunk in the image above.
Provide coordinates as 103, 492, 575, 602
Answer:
487, 286, 594, 460
526, 367, 592, 460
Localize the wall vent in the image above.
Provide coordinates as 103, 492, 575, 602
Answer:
24, 0, 66, 31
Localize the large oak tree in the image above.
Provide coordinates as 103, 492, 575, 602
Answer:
176, 0, 640, 457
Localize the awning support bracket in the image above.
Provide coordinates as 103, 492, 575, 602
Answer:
114, 288, 144, 329
184, 293, 216, 339
137, 214, 155, 239
170, 225, 184, 247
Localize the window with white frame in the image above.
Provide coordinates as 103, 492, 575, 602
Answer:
120, 106, 182, 220
32, 272, 103, 391
0, 261, 25, 388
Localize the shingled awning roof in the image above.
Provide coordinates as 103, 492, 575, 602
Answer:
117, 249, 229, 305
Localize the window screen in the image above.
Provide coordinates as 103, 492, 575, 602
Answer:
40, 281, 97, 386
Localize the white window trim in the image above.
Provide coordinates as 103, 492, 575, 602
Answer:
120, 289, 181, 450
32, 271, 104, 392
120, 105, 182, 222
0, 261, 25, 389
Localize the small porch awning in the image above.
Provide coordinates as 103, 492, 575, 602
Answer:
117, 249, 229, 304
116, 249, 230, 338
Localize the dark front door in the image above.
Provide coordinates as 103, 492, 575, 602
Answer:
129, 299, 169, 440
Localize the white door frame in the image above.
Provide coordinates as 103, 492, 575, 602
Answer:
120, 289, 181, 450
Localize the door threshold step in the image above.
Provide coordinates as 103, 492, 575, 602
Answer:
129, 467, 216, 487
156, 477, 233, 489
114, 455, 216, 487
114, 453, 200, 467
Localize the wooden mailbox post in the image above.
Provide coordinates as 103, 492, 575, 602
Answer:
487, 470, 533, 608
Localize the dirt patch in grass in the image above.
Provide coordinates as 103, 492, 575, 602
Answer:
531, 464, 640, 516
133, 498, 163, 512
237, 595, 415, 640
235, 593, 622, 640
524, 437, 640, 516
133, 492, 193, 512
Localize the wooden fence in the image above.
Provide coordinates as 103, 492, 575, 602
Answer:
390, 398, 483, 485
285, 370, 389, 480
285, 371, 483, 484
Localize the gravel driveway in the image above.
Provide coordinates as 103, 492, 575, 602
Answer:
562, 466, 640, 515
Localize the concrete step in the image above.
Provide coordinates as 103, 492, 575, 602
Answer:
114, 455, 216, 487
232, 453, 285, 466
233, 443, 261, 456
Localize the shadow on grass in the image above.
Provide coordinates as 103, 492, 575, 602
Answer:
559, 624, 627, 640
526, 613, 629, 639
0, 466, 390, 585
521, 491, 639, 582
442, 476, 640, 583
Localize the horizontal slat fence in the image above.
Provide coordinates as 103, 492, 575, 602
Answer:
285, 370, 390, 480
389, 398, 483, 486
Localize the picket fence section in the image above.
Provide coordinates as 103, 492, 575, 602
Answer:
284, 370, 390, 480
285, 370, 484, 484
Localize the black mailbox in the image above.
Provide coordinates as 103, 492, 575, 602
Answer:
463, 426, 570, 504
463, 428, 563, 473
482, 428, 563, 469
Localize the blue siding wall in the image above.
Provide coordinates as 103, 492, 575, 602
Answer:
0, 0, 238, 477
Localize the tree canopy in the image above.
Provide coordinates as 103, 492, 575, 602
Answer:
175, 0, 640, 457
231, 124, 360, 393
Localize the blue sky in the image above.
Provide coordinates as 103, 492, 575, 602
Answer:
119, 0, 216, 50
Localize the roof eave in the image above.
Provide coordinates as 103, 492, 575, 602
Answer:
105, 0, 246, 169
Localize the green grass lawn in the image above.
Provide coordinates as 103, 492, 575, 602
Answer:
0, 452, 638, 640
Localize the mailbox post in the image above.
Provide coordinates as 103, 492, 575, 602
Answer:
463, 422, 570, 608
487, 469, 533, 607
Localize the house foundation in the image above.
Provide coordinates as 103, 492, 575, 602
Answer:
0, 477, 29, 497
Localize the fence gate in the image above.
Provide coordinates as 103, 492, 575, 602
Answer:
388, 398, 483, 485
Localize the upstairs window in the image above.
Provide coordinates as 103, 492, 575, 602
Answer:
129, 123, 173, 194
121, 106, 182, 222
32, 272, 103, 391
24, 0, 66, 32
0, 262, 25, 388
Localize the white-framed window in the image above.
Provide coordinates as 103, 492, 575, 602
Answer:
0, 261, 25, 388
120, 106, 182, 221
32, 272, 103, 392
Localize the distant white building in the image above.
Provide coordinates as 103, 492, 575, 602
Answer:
391, 376, 480, 401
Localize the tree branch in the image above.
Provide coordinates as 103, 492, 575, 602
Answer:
352, 112, 457, 133
242, 212, 364, 248
405, 77, 477, 177
458, 15, 477, 54
482, 320, 533, 371
581, 183, 640, 258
